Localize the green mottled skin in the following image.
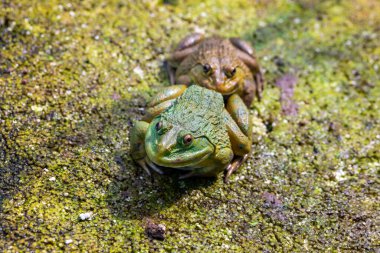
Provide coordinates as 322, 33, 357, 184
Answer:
131, 85, 234, 177
132, 83, 252, 178
161, 85, 229, 151
1, 0, 379, 252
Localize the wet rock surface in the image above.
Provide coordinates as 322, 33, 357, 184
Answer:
0, 0, 379, 251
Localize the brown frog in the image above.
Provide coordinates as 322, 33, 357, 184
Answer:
166, 33, 264, 106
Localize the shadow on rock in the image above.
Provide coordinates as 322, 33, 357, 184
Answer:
106, 89, 216, 220
106, 150, 216, 220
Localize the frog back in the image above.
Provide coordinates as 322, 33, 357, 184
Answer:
161, 85, 230, 150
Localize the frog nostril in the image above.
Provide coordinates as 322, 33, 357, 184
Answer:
225, 68, 236, 78
157, 143, 165, 153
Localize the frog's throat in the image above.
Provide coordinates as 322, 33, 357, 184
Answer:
217, 85, 239, 95
145, 143, 213, 169
200, 79, 239, 96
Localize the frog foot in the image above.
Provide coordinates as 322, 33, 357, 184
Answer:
136, 158, 164, 176
178, 171, 197, 180
223, 153, 249, 183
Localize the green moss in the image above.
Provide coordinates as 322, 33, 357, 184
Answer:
1, 0, 379, 251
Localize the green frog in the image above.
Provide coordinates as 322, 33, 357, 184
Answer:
130, 85, 252, 181
167, 33, 264, 106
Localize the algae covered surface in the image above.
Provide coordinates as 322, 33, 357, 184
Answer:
0, 0, 379, 251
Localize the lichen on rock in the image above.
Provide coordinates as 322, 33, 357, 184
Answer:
1, 0, 379, 252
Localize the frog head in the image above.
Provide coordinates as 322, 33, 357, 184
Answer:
144, 117, 215, 169
189, 41, 246, 95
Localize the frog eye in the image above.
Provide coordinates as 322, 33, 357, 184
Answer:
155, 121, 163, 131
203, 64, 212, 74
231, 68, 236, 76
225, 67, 236, 78
183, 134, 193, 146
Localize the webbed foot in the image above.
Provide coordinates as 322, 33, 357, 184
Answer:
135, 157, 164, 176
178, 171, 197, 180
254, 71, 264, 101
230, 37, 264, 101
135, 158, 152, 176
145, 157, 164, 175
224, 153, 249, 183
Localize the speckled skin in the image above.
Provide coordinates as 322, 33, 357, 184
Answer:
161, 85, 229, 151
2, 0, 379, 251
130, 85, 235, 178
168, 35, 264, 106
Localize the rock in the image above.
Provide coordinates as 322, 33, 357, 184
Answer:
145, 219, 166, 241
79, 212, 93, 221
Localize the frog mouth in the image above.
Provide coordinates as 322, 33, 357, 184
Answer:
143, 156, 206, 179
145, 151, 210, 171
205, 82, 238, 95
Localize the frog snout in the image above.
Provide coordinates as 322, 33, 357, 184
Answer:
156, 127, 179, 154
215, 81, 225, 90
157, 143, 169, 154
215, 81, 235, 94
213, 75, 225, 88
156, 138, 176, 154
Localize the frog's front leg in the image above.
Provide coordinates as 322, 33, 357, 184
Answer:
226, 94, 253, 143
129, 121, 164, 175
143, 85, 187, 122
129, 121, 151, 175
223, 94, 253, 181
240, 78, 256, 107
238, 52, 264, 101
229, 37, 264, 101
167, 33, 205, 84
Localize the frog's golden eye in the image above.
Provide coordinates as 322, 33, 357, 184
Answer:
225, 67, 236, 78
231, 68, 236, 76
183, 134, 193, 146
203, 64, 212, 75
155, 121, 163, 131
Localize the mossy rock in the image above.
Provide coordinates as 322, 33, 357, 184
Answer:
0, 0, 379, 251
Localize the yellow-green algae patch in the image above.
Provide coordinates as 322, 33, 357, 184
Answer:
1, 0, 379, 251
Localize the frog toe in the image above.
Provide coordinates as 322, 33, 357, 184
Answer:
178, 171, 197, 180
254, 72, 264, 101
176, 33, 204, 51
224, 153, 249, 183
229, 37, 255, 56
136, 159, 152, 176
145, 157, 164, 175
